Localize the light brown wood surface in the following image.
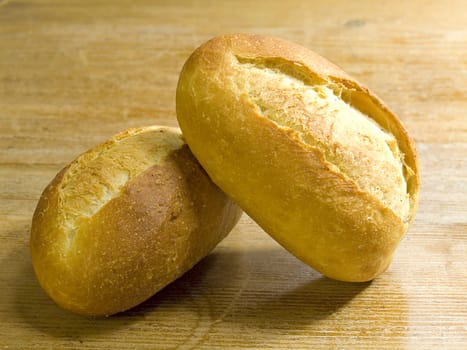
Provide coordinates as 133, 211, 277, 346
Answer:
1, 0, 466, 349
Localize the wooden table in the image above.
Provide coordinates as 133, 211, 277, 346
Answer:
1, 1, 466, 348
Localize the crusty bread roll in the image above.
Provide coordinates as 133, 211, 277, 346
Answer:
176, 34, 420, 282
30, 126, 242, 316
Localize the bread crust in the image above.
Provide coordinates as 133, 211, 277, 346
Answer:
30, 126, 242, 316
176, 34, 420, 282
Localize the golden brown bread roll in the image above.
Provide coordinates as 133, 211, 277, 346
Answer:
176, 34, 420, 282
30, 126, 242, 316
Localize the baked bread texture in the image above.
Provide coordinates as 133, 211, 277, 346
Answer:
176, 34, 420, 282
30, 126, 242, 316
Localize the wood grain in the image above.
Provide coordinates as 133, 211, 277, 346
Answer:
1, 0, 466, 349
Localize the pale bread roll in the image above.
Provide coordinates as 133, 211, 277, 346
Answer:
176, 34, 420, 282
30, 126, 242, 316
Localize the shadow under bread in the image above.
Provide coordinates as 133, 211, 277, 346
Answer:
11, 241, 129, 338
193, 244, 408, 348
8, 226, 238, 343
11, 222, 407, 348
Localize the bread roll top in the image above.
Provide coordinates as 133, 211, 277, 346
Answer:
176, 34, 420, 281
179, 34, 419, 224
231, 57, 410, 222
31, 126, 242, 315
57, 126, 185, 252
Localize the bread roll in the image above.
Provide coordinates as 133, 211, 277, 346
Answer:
176, 34, 420, 282
30, 126, 242, 316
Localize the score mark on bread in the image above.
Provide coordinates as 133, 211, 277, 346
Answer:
232, 56, 410, 222
57, 127, 185, 249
